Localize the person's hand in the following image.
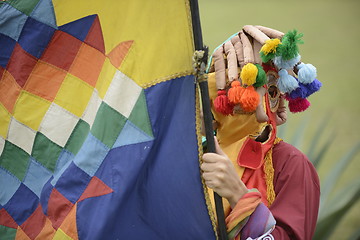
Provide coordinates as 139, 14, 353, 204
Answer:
275, 94, 287, 126
201, 137, 248, 208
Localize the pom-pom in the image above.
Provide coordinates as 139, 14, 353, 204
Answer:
253, 64, 267, 87
240, 63, 258, 86
273, 54, 301, 69
213, 90, 234, 115
277, 30, 303, 60
303, 78, 322, 96
261, 39, 281, 55
287, 97, 310, 113
260, 39, 281, 62
297, 63, 317, 84
289, 84, 308, 99
239, 86, 259, 112
227, 81, 244, 104
278, 69, 299, 93
260, 51, 274, 63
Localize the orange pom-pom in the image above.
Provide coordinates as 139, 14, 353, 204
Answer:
240, 86, 259, 112
213, 90, 234, 115
227, 81, 244, 104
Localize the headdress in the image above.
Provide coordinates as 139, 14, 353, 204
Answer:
207, 25, 321, 119
206, 25, 322, 207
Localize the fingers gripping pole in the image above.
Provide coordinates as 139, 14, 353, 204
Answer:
189, 0, 228, 239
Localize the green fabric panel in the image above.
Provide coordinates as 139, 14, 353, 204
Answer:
91, 102, 127, 148
128, 91, 153, 138
0, 225, 17, 240
65, 119, 90, 155
0, 141, 30, 181
7, 0, 40, 15
31, 132, 62, 172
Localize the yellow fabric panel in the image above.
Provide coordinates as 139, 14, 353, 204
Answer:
13, 91, 51, 131
52, 0, 194, 88
54, 73, 93, 117
0, 103, 11, 138
96, 58, 117, 99
53, 229, 73, 240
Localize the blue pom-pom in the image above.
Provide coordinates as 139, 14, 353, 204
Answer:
297, 63, 317, 84
304, 78, 322, 96
278, 69, 299, 93
274, 54, 301, 69
290, 83, 308, 99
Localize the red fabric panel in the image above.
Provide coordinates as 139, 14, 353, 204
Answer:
237, 138, 263, 169
0, 208, 18, 229
42, 31, 82, 71
78, 176, 113, 202
20, 204, 46, 240
47, 188, 74, 229
270, 141, 320, 240
6, 44, 37, 87
84, 15, 105, 54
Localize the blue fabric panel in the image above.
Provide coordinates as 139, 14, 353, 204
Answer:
51, 150, 74, 186
113, 120, 154, 148
23, 157, 52, 197
0, 33, 16, 68
0, 168, 21, 206
3, 183, 38, 225
73, 133, 109, 177
55, 161, 91, 204
0, 4, 28, 41
58, 14, 96, 41
30, 0, 57, 28
39, 177, 53, 215
76, 76, 216, 239
18, 17, 55, 59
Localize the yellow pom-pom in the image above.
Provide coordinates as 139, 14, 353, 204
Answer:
260, 39, 281, 55
240, 63, 258, 86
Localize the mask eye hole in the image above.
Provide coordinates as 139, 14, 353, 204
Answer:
268, 85, 279, 99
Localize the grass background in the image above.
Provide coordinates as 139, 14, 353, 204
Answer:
197, 0, 360, 238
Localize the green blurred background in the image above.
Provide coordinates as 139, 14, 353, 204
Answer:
198, 0, 360, 238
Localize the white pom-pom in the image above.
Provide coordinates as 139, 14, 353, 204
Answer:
278, 69, 299, 93
274, 54, 301, 69
297, 63, 317, 84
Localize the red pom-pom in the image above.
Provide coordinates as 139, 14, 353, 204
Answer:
227, 81, 244, 104
239, 86, 259, 112
288, 98, 310, 113
213, 90, 234, 115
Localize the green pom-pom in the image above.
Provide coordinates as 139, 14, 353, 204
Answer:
253, 64, 267, 87
260, 51, 275, 63
277, 30, 304, 60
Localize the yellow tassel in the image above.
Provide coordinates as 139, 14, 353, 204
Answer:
260, 39, 281, 55
240, 63, 258, 86
264, 137, 282, 206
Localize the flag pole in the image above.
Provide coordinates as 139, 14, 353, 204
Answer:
189, 1, 228, 239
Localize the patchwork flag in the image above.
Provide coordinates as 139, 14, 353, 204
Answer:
0, 0, 217, 239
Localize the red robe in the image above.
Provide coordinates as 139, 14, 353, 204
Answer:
241, 141, 320, 240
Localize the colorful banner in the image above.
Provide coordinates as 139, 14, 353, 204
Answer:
0, 0, 216, 239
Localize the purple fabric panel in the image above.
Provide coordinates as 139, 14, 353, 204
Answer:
241, 203, 276, 239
